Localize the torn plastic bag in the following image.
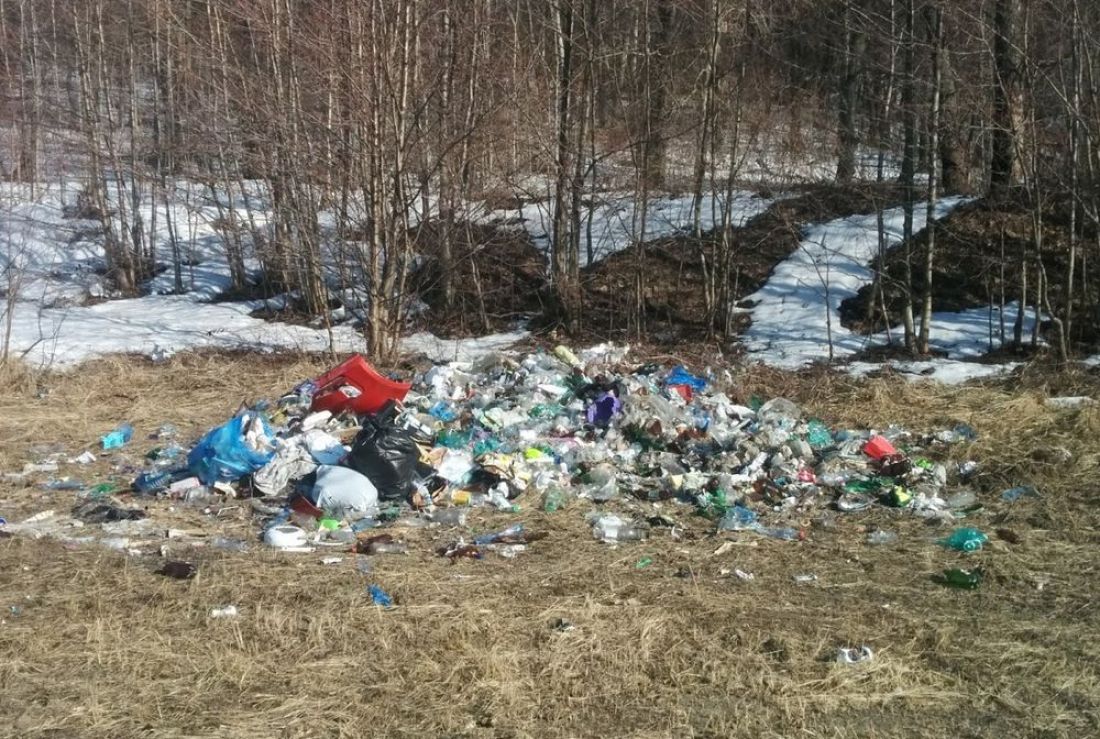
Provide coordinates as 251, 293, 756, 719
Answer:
188, 411, 275, 485
252, 440, 317, 496
345, 401, 422, 501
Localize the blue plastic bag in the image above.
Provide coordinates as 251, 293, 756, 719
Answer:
665, 366, 707, 391
187, 412, 275, 484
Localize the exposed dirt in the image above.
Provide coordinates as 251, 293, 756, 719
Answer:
575, 184, 913, 344
1, 352, 1098, 738
409, 221, 549, 336
840, 194, 1100, 354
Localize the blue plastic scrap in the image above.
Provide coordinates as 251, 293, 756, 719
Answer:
665, 366, 707, 391
368, 584, 394, 608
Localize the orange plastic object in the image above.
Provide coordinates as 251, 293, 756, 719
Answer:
310, 355, 411, 416
863, 435, 898, 460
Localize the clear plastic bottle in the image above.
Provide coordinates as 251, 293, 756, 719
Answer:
430, 508, 467, 527
591, 515, 647, 542
753, 526, 803, 541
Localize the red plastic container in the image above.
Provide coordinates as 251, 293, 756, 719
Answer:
863, 436, 898, 460
310, 355, 411, 416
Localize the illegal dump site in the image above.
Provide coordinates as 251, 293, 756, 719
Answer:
1, 344, 1098, 738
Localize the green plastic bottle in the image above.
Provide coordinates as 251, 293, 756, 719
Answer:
936, 567, 983, 589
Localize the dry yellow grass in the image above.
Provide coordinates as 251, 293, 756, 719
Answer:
1, 352, 1099, 738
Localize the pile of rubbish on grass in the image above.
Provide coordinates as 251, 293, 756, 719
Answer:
4, 344, 1030, 590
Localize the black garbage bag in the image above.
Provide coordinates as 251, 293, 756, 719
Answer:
345, 401, 421, 501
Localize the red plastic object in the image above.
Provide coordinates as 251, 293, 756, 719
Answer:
863, 436, 898, 460
669, 384, 694, 403
310, 355, 411, 416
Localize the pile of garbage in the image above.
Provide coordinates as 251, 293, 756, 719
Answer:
2, 344, 1010, 587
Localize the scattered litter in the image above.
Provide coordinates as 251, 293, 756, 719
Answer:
938, 527, 988, 552
321, 556, 344, 565
1001, 485, 1040, 502
209, 605, 239, 618
551, 618, 575, 632
836, 646, 874, 664
101, 423, 134, 450
3, 347, 1026, 592
866, 530, 898, 546
733, 568, 755, 581
792, 574, 818, 583
368, 584, 394, 608
1044, 396, 1095, 410
934, 568, 983, 590
156, 561, 196, 580
264, 525, 309, 550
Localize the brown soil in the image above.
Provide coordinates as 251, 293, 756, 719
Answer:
2, 352, 1098, 737
840, 194, 1100, 353
575, 184, 912, 344
409, 221, 549, 336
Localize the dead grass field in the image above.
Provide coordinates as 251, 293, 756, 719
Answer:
1, 352, 1099, 738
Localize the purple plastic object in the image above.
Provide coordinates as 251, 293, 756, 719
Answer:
586, 393, 622, 427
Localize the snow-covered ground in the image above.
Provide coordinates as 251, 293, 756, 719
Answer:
741, 196, 1049, 383
480, 189, 780, 267
1, 178, 1081, 381
5, 179, 765, 368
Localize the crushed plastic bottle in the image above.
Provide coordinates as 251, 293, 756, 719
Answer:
717, 505, 757, 531
866, 530, 898, 545
430, 508, 467, 527
806, 419, 833, 448
133, 470, 174, 493
473, 524, 524, 546
1001, 485, 1040, 502
935, 567, 983, 589
938, 527, 988, 552
591, 514, 647, 542
541, 486, 573, 513
753, 526, 804, 541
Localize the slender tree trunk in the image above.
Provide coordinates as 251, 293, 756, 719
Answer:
990, 0, 1022, 198
918, 4, 943, 354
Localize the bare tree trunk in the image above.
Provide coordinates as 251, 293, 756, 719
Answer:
900, 0, 917, 351
990, 0, 1022, 198
918, 3, 943, 354
551, 0, 577, 330
691, 0, 721, 239
836, 1, 865, 183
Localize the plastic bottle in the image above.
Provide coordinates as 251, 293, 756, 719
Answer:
350, 517, 379, 532
474, 524, 524, 546
541, 486, 573, 513
866, 530, 898, 545
591, 515, 647, 542
938, 527, 988, 552
753, 526, 804, 541
210, 537, 250, 552
717, 505, 757, 531
1001, 485, 1039, 502
945, 490, 979, 509
806, 419, 833, 448
936, 567, 983, 589
133, 470, 174, 493
431, 508, 467, 527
